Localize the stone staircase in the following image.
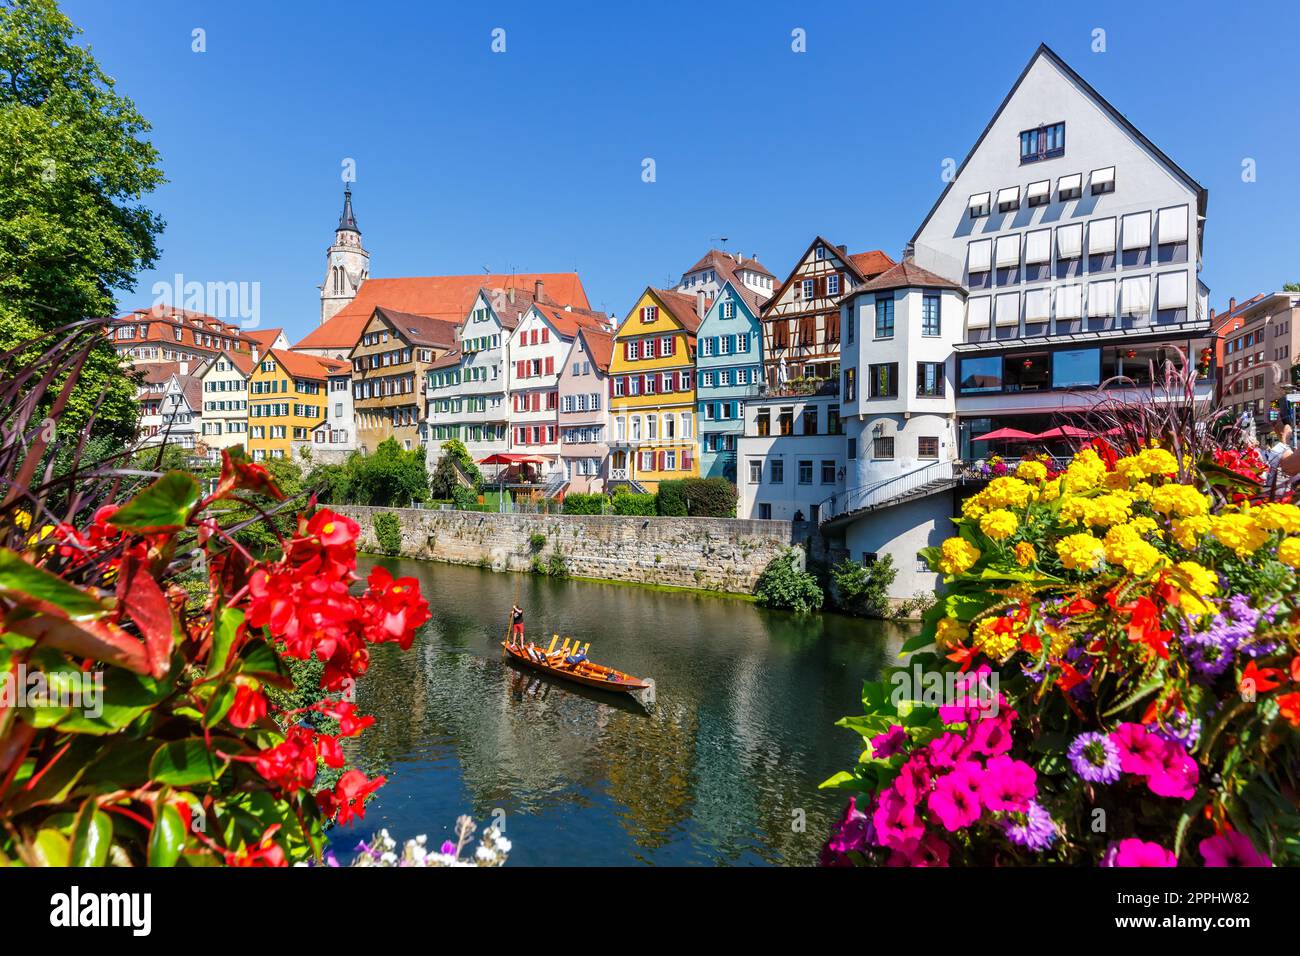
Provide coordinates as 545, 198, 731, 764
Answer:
819, 459, 981, 531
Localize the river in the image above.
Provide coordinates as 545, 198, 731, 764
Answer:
332, 556, 913, 866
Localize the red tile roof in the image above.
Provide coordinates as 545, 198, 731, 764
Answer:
849, 259, 966, 296
848, 250, 896, 280
293, 273, 591, 351
683, 248, 776, 282
370, 307, 461, 349
244, 328, 284, 350
653, 288, 704, 334
110, 305, 256, 355
532, 302, 611, 340
267, 348, 345, 380
577, 327, 615, 374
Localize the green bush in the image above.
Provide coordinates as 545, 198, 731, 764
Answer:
373, 511, 403, 555
562, 493, 606, 515
655, 480, 688, 516
452, 485, 479, 510
528, 532, 548, 552
612, 491, 657, 516
830, 554, 897, 618
681, 477, 738, 517
754, 549, 824, 613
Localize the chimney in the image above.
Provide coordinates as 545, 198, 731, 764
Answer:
696, 290, 707, 319
1229, 297, 1237, 313
508, 287, 515, 304
837, 244, 848, 253
534, 279, 544, 301
1209, 307, 1216, 323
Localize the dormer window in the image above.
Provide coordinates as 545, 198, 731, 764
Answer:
1020, 122, 1065, 163
1090, 166, 1116, 195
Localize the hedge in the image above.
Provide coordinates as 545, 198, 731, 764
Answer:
680, 477, 737, 517
562, 493, 607, 515
612, 491, 657, 516
654, 480, 688, 516
373, 511, 402, 555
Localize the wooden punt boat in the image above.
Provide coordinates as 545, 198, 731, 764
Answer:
502, 638, 656, 707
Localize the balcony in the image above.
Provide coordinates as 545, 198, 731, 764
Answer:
759, 377, 839, 399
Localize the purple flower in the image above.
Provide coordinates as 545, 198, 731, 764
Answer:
1068, 731, 1121, 784
440, 840, 457, 856
870, 724, 908, 759
1003, 801, 1057, 851
1152, 709, 1201, 750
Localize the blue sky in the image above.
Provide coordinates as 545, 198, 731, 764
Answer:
66, 0, 1299, 341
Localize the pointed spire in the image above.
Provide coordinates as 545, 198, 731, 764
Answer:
337, 185, 359, 234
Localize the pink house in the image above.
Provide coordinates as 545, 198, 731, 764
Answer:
556, 327, 614, 494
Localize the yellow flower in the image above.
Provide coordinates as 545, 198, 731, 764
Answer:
1083, 494, 1133, 528
972, 618, 1019, 661
937, 537, 981, 575
1277, 537, 1300, 569
961, 493, 988, 519
1148, 484, 1210, 518
1171, 515, 1210, 550
1127, 515, 1162, 539
1174, 560, 1218, 596
1254, 503, 1300, 535
1016, 460, 1048, 483
1014, 541, 1037, 567
14, 509, 31, 531
1057, 533, 1105, 572
979, 509, 1019, 541
1103, 524, 1166, 577
1208, 513, 1268, 558
1138, 447, 1179, 477
983, 477, 1033, 509
935, 616, 968, 648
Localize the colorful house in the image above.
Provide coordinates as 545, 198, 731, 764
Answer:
196, 351, 253, 461
248, 349, 346, 462
608, 288, 702, 492
557, 327, 615, 494
695, 280, 766, 481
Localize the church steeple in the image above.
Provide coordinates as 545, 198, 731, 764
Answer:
337, 185, 359, 234
320, 186, 370, 326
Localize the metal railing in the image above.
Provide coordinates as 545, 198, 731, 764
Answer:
820, 458, 979, 521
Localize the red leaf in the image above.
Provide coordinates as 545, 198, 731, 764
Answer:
117, 554, 176, 678
9, 614, 150, 675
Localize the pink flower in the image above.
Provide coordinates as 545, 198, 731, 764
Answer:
873, 786, 926, 850
894, 756, 932, 803
821, 796, 876, 866
1198, 832, 1271, 868
1102, 838, 1177, 867
926, 732, 969, 769
965, 709, 1016, 758
927, 761, 984, 831
978, 755, 1037, 812
886, 833, 950, 867
1111, 723, 1167, 777
870, 725, 907, 759
1145, 741, 1198, 800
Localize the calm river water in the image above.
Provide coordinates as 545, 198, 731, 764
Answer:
332, 557, 913, 866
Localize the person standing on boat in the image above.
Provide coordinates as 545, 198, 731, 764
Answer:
509, 603, 525, 644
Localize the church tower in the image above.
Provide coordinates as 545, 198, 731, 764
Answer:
320, 186, 369, 325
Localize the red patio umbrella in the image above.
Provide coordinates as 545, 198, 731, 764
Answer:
972, 427, 1036, 442
1033, 425, 1093, 440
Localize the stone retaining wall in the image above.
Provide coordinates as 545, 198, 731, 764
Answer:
339, 505, 799, 593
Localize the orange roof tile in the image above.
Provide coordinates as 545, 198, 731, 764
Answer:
847, 250, 896, 280
268, 348, 341, 380
577, 327, 615, 373
293, 273, 591, 351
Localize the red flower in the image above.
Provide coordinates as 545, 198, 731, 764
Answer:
228, 681, 268, 728
223, 826, 287, 867
306, 509, 360, 548
316, 769, 386, 825
361, 565, 431, 649
317, 701, 375, 737
1278, 693, 1300, 727
215, 448, 285, 501
1120, 596, 1174, 660
1240, 661, 1284, 695
253, 726, 319, 792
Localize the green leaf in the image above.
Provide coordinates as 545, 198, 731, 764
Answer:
56, 669, 171, 736
0, 549, 107, 620
108, 472, 201, 532
32, 828, 71, 867
147, 802, 187, 867
149, 738, 230, 787
207, 607, 244, 677
236, 638, 292, 688
203, 681, 237, 728
1102, 677, 1166, 717
69, 798, 113, 867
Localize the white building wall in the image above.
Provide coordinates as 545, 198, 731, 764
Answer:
842, 494, 953, 601
736, 395, 845, 520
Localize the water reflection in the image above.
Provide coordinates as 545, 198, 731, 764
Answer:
335, 558, 911, 866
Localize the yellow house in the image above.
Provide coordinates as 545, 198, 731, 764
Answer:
248, 349, 348, 462
608, 287, 702, 491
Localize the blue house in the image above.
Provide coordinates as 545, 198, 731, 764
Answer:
696, 280, 766, 480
